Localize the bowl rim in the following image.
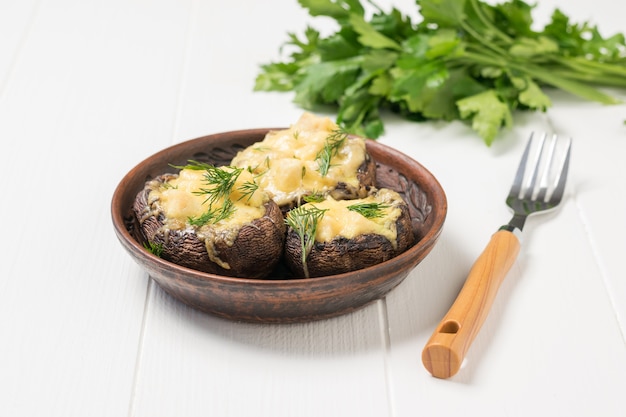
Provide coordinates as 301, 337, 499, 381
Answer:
111, 127, 447, 287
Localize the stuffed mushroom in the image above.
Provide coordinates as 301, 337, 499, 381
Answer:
230, 112, 376, 211
133, 162, 285, 279
284, 188, 414, 278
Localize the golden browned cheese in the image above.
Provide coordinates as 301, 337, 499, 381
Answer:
230, 112, 368, 207
150, 168, 266, 226
309, 188, 404, 248
146, 167, 269, 269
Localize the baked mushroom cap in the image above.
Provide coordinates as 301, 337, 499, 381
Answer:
284, 188, 414, 278
230, 112, 376, 210
133, 165, 285, 279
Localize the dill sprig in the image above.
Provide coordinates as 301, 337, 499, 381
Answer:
171, 160, 259, 226
253, 146, 271, 152
248, 156, 271, 177
285, 205, 328, 278
188, 199, 235, 226
143, 241, 164, 257
347, 202, 390, 219
303, 193, 325, 203
195, 165, 243, 205
315, 129, 348, 177
238, 180, 259, 202
170, 160, 212, 171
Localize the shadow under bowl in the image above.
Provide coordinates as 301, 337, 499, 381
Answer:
111, 128, 447, 323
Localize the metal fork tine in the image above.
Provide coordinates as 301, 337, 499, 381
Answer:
536, 134, 558, 202
509, 133, 534, 198
523, 132, 547, 199
549, 137, 572, 204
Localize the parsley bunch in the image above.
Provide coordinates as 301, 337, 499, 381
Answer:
255, 0, 626, 145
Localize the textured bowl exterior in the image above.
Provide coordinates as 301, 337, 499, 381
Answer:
111, 128, 447, 323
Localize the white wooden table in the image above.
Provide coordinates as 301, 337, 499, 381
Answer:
1, 0, 625, 415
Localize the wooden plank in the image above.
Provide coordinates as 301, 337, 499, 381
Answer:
131, 286, 391, 417
546, 90, 626, 337
0, 0, 193, 415
0, 0, 39, 92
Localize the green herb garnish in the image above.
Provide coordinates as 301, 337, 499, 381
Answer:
143, 241, 164, 257
170, 160, 213, 171
161, 182, 178, 190
255, 0, 626, 145
238, 180, 259, 202
303, 193, 325, 203
253, 146, 271, 152
188, 199, 235, 226
285, 205, 328, 278
347, 202, 390, 219
171, 161, 259, 226
248, 156, 271, 177
315, 129, 347, 176
194, 166, 242, 204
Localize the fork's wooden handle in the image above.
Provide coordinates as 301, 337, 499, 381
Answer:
422, 229, 521, 379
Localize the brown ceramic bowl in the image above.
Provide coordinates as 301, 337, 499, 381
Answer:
111, 128, 447, 323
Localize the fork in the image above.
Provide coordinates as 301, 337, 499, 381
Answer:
421, 132, 572, 379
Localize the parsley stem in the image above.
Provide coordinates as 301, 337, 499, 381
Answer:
546, 67, 626, 88
508, 61, 622, 104
458, 20, 510, 57
454, 50, 623, 104
468, 0, 513, 44
555, 56, 626, 78
451, 49, 508, 68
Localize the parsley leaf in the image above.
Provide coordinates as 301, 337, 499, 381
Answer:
457, 90, 512, 146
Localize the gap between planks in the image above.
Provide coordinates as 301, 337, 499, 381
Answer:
377, 298, 397, 417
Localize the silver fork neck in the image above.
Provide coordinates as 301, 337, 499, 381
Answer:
506, 213, 527, 232
499, 222, 524, 242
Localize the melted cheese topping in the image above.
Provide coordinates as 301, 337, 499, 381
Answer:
146, 167, 269, 269
152, 168, 266, 226
312, 188, 404, 247
230, 112, 367, 206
